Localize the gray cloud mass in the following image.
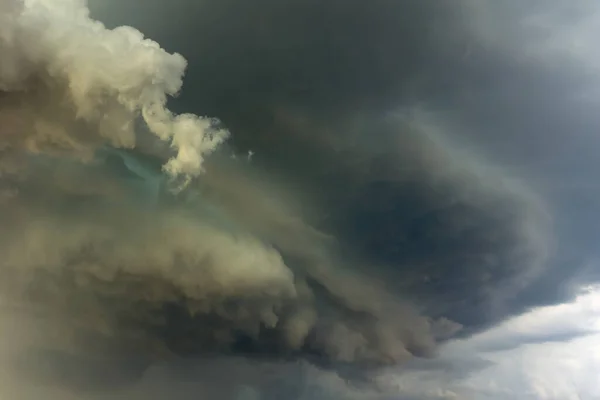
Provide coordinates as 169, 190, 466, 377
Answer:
1, 0, 599, 398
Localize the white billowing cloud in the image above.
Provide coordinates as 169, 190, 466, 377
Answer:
376, 286, 600, 399
454, 285, 600, 352
0, 0, 228, 181
466, 334, 600, 399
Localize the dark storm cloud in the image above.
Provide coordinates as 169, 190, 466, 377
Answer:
438, 0, 600, 315
92, 0, 555, 328
4, 0, 600, 398
0, 2, 469, 393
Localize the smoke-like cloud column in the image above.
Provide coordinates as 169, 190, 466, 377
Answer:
0, 0, 227, 180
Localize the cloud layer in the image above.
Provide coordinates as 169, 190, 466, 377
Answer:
4, 0, 600, 398
0, 1, 485, 389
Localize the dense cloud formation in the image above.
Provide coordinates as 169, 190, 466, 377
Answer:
91, 0, 555, 327
4, 0, 600, 398
0, 0, 473, 380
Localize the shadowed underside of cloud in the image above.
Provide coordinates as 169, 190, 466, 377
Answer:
2, 0, 600, 398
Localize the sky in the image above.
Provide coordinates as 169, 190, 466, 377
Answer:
2, 0, 600, 399
376, 284, 600, 399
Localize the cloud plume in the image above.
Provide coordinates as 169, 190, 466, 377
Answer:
0, 0, 227, 180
